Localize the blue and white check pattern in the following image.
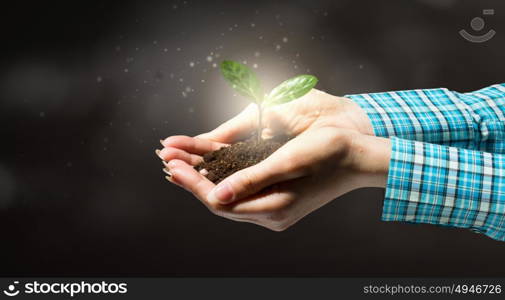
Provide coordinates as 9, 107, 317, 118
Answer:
347, 84, 505, 241
385, 138, 505, 241
348, 84, 505, 153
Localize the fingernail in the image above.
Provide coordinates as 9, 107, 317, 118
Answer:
165, 175, 173, 183
160, 139, 165, 146
155, 149, 161, 157
162, 168, 171, 176
162, 161, 170, 168
209, 181, 234, 204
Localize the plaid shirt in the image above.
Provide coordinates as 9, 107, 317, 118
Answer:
347, 84, 505, 241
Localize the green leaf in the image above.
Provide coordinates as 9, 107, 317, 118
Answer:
264, 75, 318, 107
220, 60, 262, 102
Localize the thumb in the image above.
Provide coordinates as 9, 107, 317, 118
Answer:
207, 148, 306, 205
196, 103, 258, 143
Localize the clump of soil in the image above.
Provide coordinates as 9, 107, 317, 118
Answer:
195, 134, 291, 184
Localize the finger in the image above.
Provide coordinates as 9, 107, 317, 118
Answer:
262, 102, 310, 137
207, 140, 308, 205
161, 135, 227, 155
225, 179, 307, 231
262, 106, 293, 135
168, 159, 214, 199
196, 103, 258, 143
167, 160, 254, 222
263, 89, 325, 136
230, 175, 334, 232
162, 164, 183, 188
229, 183, 296, 214
167, 159, 239, 214
157, 147, 202, 165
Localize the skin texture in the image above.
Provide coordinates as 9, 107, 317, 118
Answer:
157, 89, 391, 231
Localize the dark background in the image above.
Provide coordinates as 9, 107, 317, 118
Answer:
1, 0, 504, 276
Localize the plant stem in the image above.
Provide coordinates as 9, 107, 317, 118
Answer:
257, 103, 263, 143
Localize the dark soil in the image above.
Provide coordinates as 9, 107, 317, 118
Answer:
195, 134, 291, 184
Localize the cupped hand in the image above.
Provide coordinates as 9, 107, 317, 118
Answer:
198, 89, 374, 143
157, 89, 390, 231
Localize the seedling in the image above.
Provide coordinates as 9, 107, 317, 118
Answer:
220, 60, 318, 141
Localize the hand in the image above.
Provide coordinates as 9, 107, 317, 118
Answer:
158, 90, 390, 231
197, 89, 375, 143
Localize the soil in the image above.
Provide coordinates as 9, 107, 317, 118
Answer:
195, 134, 291, 184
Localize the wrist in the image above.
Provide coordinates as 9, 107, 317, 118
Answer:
347, 132, 391, 188
340, 97, 375, 136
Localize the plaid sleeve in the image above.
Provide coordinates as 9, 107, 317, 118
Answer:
346, 84, 505, 153
385, 137, 505, 241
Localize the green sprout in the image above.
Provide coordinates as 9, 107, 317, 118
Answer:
220, 60, 318, 141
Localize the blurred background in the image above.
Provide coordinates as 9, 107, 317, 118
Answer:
1, 0, 505, 276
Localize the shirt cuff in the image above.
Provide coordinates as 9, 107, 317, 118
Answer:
346, 88, 478, 148
455, 84, 505, 148
383, 137, 505, 241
